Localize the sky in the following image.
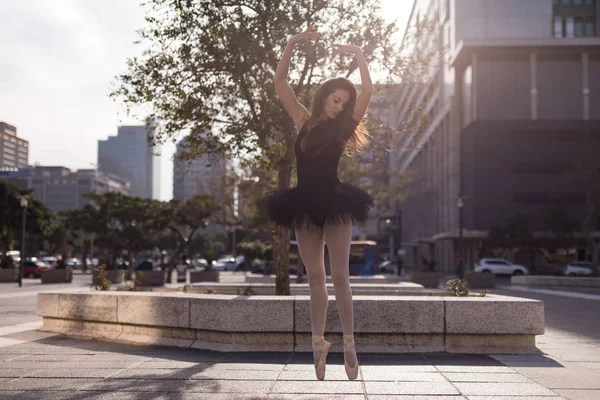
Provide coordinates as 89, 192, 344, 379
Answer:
0, 0, 412, 201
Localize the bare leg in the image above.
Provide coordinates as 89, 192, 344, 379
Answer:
295, 226, 329, 374
324, 221, 358, 377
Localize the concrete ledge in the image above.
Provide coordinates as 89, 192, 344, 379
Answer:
37, 291, 544, 354
41, 269, 73, 284
186, 282, 425, 296
246, 274, 405, 284
512, 275, 600, 288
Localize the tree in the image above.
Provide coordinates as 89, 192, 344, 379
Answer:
159, 195, 221, 274
111, 0, 437, 294
0, 180, 55, 255
63, 193, 165, 271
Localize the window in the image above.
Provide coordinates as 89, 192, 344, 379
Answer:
553, 0, 597, 37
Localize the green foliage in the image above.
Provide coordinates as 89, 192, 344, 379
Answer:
445, 279, 470, 297
93, 266, 111, 291
445, 279, 490, 297
0, 180, 55, 253
236, 240, 272, 263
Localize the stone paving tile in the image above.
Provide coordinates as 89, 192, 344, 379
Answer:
554, 389, 600, 400
209, 362, 285, 371
81, 378, 181, 392
426, 355, 505, 367
526, 369, 600, 389
1, 378, 102, 391
442, 372, 534, 383
361, 370, 448, 382
356, 355, 432, 366
453, 382, 558, 396
267, 395, 366, 400
435, 366, 518, 373
364, 381, 460, 395
0, 361, 141, 369
271, 380, 364, 394
17, 354, 154, 362
133, 360, 213, 369
278, 368, 351, 381
575, 362, 600, 371
467, 397, 563, 400
368, 397, 465, 400
0, 353, 28, 361
361, 365, 438, 373
173, 379, 273, 394
0, 368, 38, 378
29, 368, 124, 379
187, 368, 281, 381
109, 368, 206, 380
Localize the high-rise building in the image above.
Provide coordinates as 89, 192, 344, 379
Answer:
0, 122, 28, 168
0, 166, 130, 213
173, 135, 229, 202
98, 125, 161, 199
394, 0, 600, 271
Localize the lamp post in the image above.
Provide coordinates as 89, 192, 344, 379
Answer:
457, 196, 464, 279
19, 196, 28, 288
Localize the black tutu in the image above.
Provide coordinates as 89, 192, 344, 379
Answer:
266, 182, 374, 230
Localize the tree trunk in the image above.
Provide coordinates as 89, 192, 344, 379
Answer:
274, 161, 293, 295
274, 226, 290, 295
296, 259, 305, 284
592, 239, 600, 277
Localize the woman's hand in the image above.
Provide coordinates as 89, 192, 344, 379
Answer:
289, 25, 321, 46
330, 44, 363, 57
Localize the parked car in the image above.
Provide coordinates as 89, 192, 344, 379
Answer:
564, 261, 593, 276
474, 258, 529, 276
42, 256, 58, 268
212, 256, 245, 271
22, 261, 50, 278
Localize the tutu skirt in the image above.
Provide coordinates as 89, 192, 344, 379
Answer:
266, 182, 374, 230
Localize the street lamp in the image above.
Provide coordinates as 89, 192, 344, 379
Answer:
18, 196, 28, 288
456, 196, 464, 279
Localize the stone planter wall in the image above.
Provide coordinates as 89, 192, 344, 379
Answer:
41, 269, 73, 284
38, 291, 544, 354
0, 268, 17, 282
92, 269, 125, 284
190, 270, 220, 283
135, 271, 165, 286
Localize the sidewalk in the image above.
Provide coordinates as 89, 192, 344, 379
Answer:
1, 282, 599, 399
0, 324, 598, 400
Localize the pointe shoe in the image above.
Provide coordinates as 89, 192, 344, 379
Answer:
343, 335, 359, 380
312, 335, 332, 380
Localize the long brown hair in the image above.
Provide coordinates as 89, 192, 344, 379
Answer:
300, 77, 369, 156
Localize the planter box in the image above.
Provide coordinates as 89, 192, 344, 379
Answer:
410, 271, 444, 288
465, 272, 495, 289
37, 291, 545, 354
135, 271, 165, 286
190, 270, 220, 283
93, 269, 125, 284
41, 269, 73, 284
0, 269, 17, 282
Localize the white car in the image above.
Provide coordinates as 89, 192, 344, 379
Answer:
564, 261, 593, 276
474, 258, 529, 276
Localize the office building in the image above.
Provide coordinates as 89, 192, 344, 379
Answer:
0, 122, 28, 169
98, 125, 161, 199
394, 0, 600, 271
0, 166, 130, 213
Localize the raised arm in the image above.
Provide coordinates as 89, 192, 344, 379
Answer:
331, 44, 374, 123
274, 26, 320, 130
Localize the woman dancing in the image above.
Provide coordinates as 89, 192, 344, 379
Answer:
267, 25, 374, 381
